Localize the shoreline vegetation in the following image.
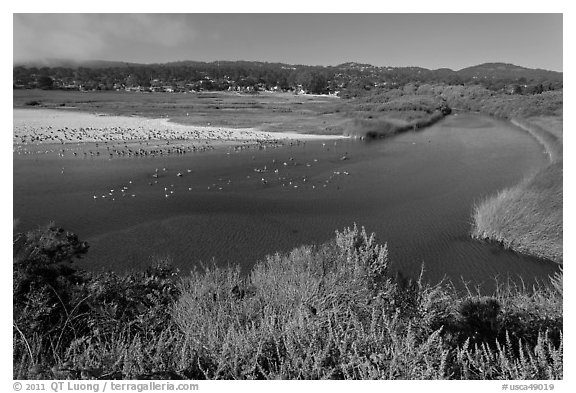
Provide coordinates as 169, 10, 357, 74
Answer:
343, 109, 448, 139
416, 83, 563, 264
470, 115, 562, 264
341, 87, 452, 139
13, 224, 563, 380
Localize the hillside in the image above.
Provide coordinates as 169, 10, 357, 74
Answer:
13, 60, 562, 95
457, 62, 562, 82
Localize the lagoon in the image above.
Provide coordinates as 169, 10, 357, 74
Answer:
13, 112, 559, 291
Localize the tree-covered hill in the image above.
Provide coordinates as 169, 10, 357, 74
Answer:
13, 59, 562, 96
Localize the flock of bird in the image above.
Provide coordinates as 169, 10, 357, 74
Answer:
14, 123, 353, 202
86, 141, 352, 201
13, 123, 293, 158
13, 124, 289, 145
90, 149, 352, 201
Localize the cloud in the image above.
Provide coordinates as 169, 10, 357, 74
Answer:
97, 14, 195, 47
13, 14, 197, 63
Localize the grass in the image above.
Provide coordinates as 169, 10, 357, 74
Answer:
13, 89, 349, 135
340, 90, 451, 139
443, 85, 563, 263
13, 89, 450, 139
472, 116, 563, 264
13, 224, 562, 380
511, 118, 563, 162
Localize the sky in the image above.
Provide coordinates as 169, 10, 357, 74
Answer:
13, 13, 563, 71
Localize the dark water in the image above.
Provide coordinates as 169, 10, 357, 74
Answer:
13, 113, 560, 291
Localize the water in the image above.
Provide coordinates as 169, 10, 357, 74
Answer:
13, 113, 560, 291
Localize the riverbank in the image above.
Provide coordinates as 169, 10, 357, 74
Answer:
343, 109, 448, 139
472, 116, 563, 264
340, 91, 452, 139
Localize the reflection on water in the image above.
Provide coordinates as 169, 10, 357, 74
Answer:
13, 113, 560, 292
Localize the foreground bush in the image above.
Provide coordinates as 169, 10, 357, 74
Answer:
13, 224, 562, 379
13, 224, 182, 379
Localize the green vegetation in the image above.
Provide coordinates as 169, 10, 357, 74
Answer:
342, 91, 451, 138
14, 60, 339, 94
13, 60, 562, 95
14, 224, 562, 380
13, 88, 451, 139
440, 86, 563, 119
473, 162, 562, 262
13, 89, 349, 135
464, 87, 563, 263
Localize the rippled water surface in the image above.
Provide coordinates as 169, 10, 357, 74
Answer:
14, 113, 560, 291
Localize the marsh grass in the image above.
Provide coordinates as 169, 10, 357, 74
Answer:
511, 119, 563, 162
13, 90, 348, 136
460, 91, 564, 263
14, 225, 562, 380
343, 92, 450, 139
472, 155, 562, 263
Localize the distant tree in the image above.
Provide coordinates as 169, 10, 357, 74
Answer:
529, 83, 544, 95
201, 79, 214, 90
307, 72, 328, 94
403, 83, 418, 94
11, 60, 563, 97
416, 84, 434, 95
125, 74, 139, 87
277, 76, 290, 91
37, 75, 53, 90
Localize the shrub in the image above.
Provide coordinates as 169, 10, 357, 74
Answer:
13, 224, 89, 349
13, 224, 184, 379
457, 297, 501, 345
14, 224, 563, 380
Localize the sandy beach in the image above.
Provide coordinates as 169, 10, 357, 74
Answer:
13, 108, 346, 146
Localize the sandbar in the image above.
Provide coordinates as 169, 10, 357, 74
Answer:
13, 109, 346, 146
